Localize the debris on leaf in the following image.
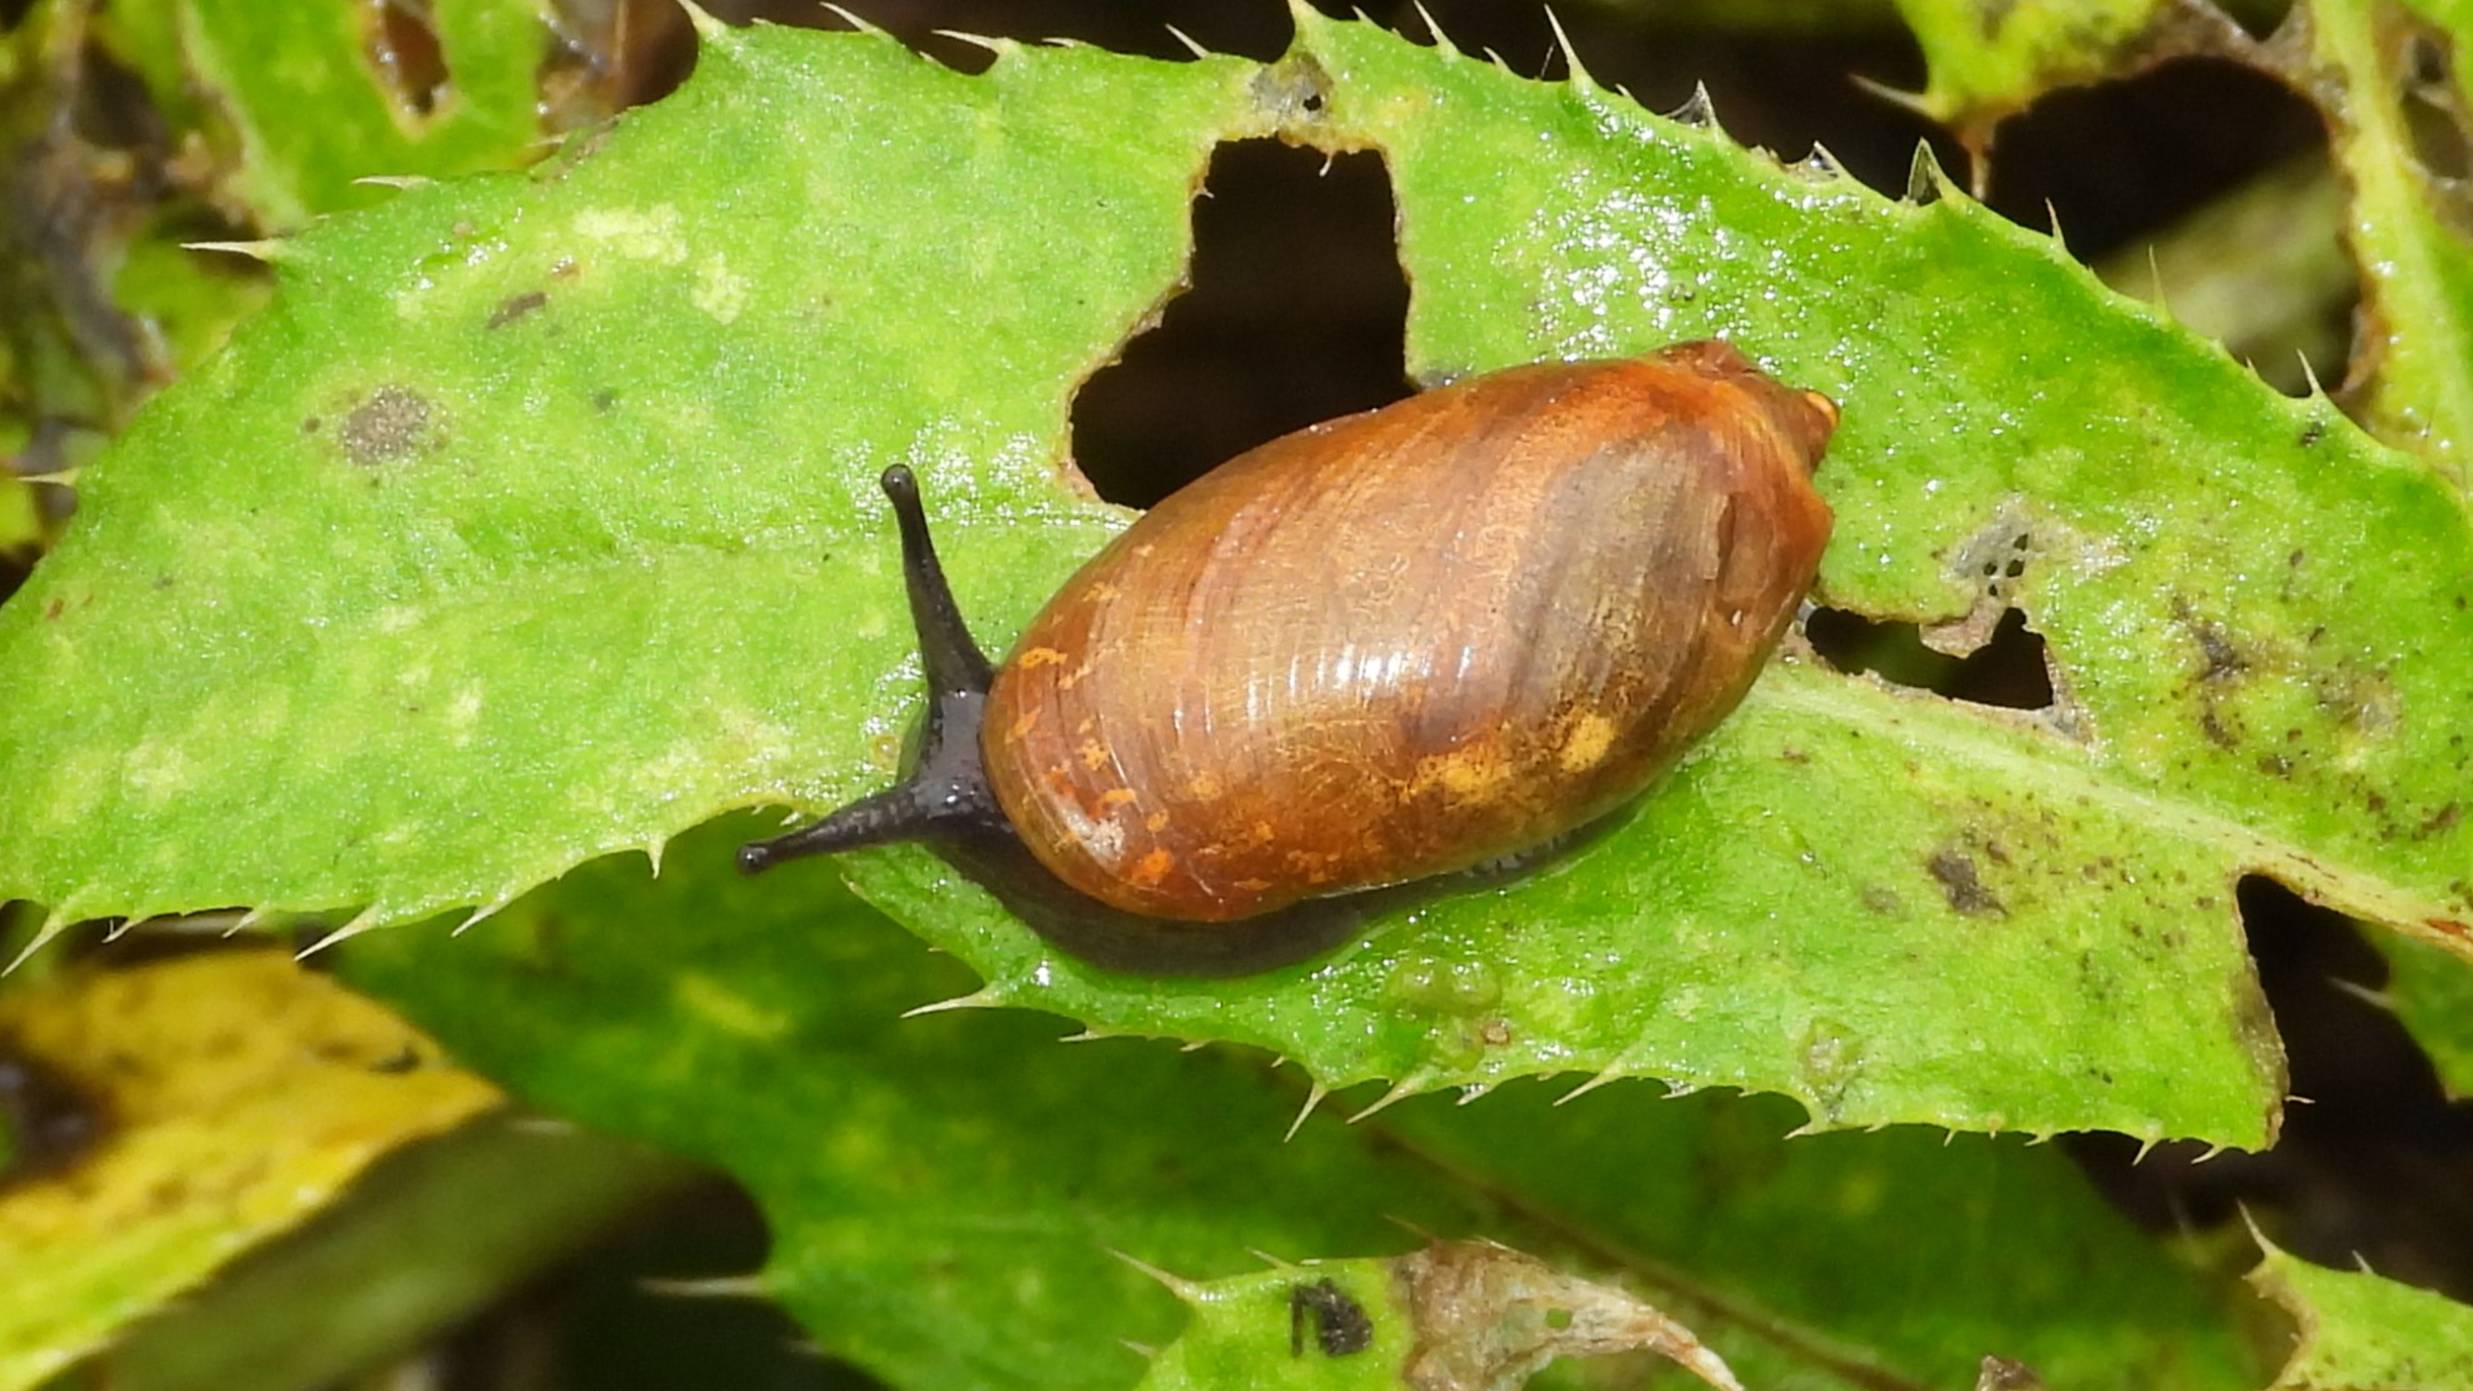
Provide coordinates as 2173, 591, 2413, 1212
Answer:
1395, 1240, 1742, 1391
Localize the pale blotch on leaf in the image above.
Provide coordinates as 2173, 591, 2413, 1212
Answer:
338, 385, 435, 465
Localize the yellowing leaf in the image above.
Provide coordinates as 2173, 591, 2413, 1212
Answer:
0, 951, 500, 1390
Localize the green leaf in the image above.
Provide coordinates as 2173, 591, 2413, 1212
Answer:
1889, 0, 2229, 140
2378, 931, 2473, 1097
1889, 0, 2473, 486
125, 0, 555, 230
1134, 1243, 1742, 1391
338, 817, 2269, 1391
1131, 1259, 1410, 1391
2250, 1244, 2473, 1389
0, 476, 36, 558
5, 14, 2471, 1146
73, 1116, 686, 1391
2298, 0, 2473, 485
2090, 156, 2352, 398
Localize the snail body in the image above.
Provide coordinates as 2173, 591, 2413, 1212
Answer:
741, 340, 1836, 972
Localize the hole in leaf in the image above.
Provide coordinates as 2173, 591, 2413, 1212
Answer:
1802, 606, 2056, 711
541, 0, 699, 129
1070, 140, 1410, 509
365, 0, 452, 120
2397, 26, 2473, 179
2067, 879, 2473, 1303
1992, 56, 2343, 396
1989, 56, 2324, 260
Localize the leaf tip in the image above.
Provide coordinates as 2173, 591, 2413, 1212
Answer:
1110, 1249, 1206, 1303
1283, 1083, 1328, 1142
1346, 1073, 1423, 1123
1903, 142, 1951, 206
1554, 1067, 1622, 1106
929, 28, 1012, 58
2295, 348, 2329, 400
453, 897, 513, 937
675, 0, 727, 39
1793, 141, 1846, 181
182, 238, 291, 264
1160, 23, 1208, 60
899, 988, 999, 1019
5, 908, 72, 975
297, 906, 384, 960
813, 2, 882, 38
1542, 5, 1593, 88
1666, 81, 1716, 132
1850, 71, 1933, 120
1283, 0, 1331, 46
638, 1272, 775, 1300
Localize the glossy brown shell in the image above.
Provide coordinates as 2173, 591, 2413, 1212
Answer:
983, 340, 1836, 922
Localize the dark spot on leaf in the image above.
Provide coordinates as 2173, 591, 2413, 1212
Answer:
2257, 753, 2293, 777
1861, 885, 1902, 915
369, 1044, 423, 1074
2298, 420, 2325, 447
0, 1042, 107, 1186
2420, 803, 2462, 838
340, 386, 434, 465
300, 416, 321, 433
2199, 707, 2239, 749
1289, 1278, 1371, 1357
1927, 848, 2005, 916
591, 388, 619, 412
487, 290, 548, 329
42, 597, 63, 621
2186, 615, 2246, 680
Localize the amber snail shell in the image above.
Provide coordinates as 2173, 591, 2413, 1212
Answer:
741, 339, 1837, 974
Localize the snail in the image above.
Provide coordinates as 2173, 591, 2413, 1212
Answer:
740, 340, 1837, 975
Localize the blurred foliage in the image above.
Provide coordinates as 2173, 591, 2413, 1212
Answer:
0, 952, 498, 1389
